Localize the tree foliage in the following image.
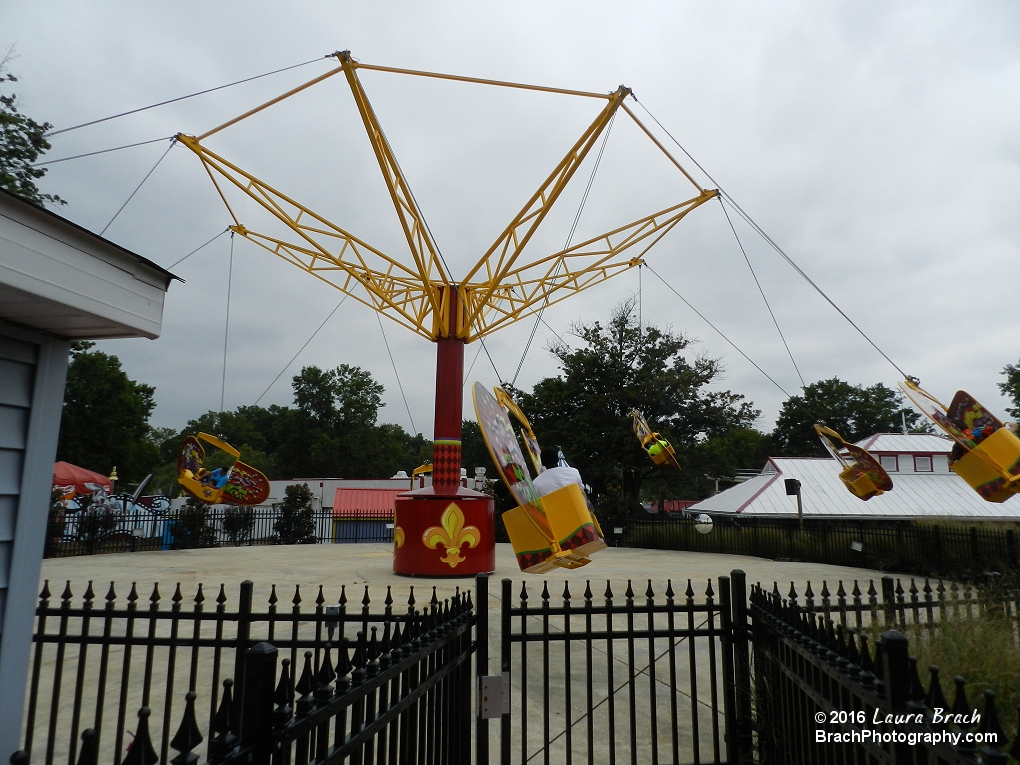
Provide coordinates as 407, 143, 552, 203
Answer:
57, 342, 161, 481
999, 360, 1020, 420
274, 483, 317, 544
0, 61, 64, 207
156, 365, 428, 484
771, 377, 925, 457
517, 301, 760, 522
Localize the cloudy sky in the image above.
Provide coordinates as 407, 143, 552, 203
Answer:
5, 3, 1019, 440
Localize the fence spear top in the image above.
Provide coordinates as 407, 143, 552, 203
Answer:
685, 580, 695, 600
215, 583, 226, 607
926, 666, 948, 711
541, 581, 550, 602
170, 691, 203, 756
295, 651, 316, 696
149, 582, 160, 604
61, 580, 73, 602
316, 585, 326, 607
952, 676, 972, 724
268, 584, 277, 607
172, 583, 183, 605
123, 707, 158, 765
292, 584, 301, 607
563, 581, 572, 600
39, 580, 51, 600
979, 690, 1005, 741
665, 580, 674, 600
83, 581, 95, 602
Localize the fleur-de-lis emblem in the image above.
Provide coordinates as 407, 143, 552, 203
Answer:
394, 526, 405, 548
423, 503, 480, 568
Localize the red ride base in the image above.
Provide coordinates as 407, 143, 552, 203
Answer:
393, 487, 495, 576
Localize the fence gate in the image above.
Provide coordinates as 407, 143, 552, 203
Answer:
490, 572, 752, 765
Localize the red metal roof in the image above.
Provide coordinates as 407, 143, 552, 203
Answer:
332, 488, 402, 518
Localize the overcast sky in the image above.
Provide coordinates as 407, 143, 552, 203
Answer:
5, 3, 1019, 441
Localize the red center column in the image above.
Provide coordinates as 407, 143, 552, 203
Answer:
392, 286, 496, 575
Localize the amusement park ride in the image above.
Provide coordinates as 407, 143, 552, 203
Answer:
173, 50, 716, 575
172, 51, 1020, 575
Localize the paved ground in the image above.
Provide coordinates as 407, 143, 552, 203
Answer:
40, 542, 889, 604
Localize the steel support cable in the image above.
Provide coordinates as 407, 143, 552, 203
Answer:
718, 196, 806, 388
644, 264, 793, 399
221, 233, 234, 413
631, 96, 910, 381
510, 111, 617, 387
99, 137, 176, 236
479, 337, 507, 388
45, 57, 327, 137
375, 311, 419, 436
254, 294, 349, 406
463, 342, 485, 393
167, 228, 230, 270
32, 136, 176, 167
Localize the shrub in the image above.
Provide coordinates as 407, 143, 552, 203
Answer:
169, 497, 218, 549
273, 483, 317, 544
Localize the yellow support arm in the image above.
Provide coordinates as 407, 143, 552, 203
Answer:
459, 86, 631, 335
176, 134, 442, 340
337, 52, 451, 336
460, 190, 718, 341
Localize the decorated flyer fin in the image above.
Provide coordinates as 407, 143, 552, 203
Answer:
814, 424, 892, 500
222, 461, 271, 505
495, 387, 544, 476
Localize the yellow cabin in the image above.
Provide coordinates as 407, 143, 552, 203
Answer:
501, 483, 607, 574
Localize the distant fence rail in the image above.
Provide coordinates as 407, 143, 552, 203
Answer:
44, 507, 394, 557
624, 515, 1020, 581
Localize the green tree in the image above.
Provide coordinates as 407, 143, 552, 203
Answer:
273, 483, 317, 544
999, 360, 1020, 420
0, 58, 65, 207
57, 342, 160, 481
169, 497, 218, 549
771, 377, 924, 457
517, 300, 760, 524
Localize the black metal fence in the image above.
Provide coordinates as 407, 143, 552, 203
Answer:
624, 515, 1020, 582
44, 508, 393, 558
497, 573, 751, 765
19, 577, 460, 765
17, 566, 1020, 764
750, 583, 1020, 764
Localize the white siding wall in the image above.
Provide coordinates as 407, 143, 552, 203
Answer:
0, 323, 68, 757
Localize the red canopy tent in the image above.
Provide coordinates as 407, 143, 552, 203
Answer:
53, 461, 113, 494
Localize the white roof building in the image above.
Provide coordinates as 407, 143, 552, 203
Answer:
690, 432, 1020, 520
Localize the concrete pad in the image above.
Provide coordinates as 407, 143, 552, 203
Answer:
38, 542, 889, 605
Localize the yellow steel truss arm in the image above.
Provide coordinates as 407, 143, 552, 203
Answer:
335, 51, 451, 336
176, 134, 442, 339
459, 85, 631, 333
459, 190, 718, 340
